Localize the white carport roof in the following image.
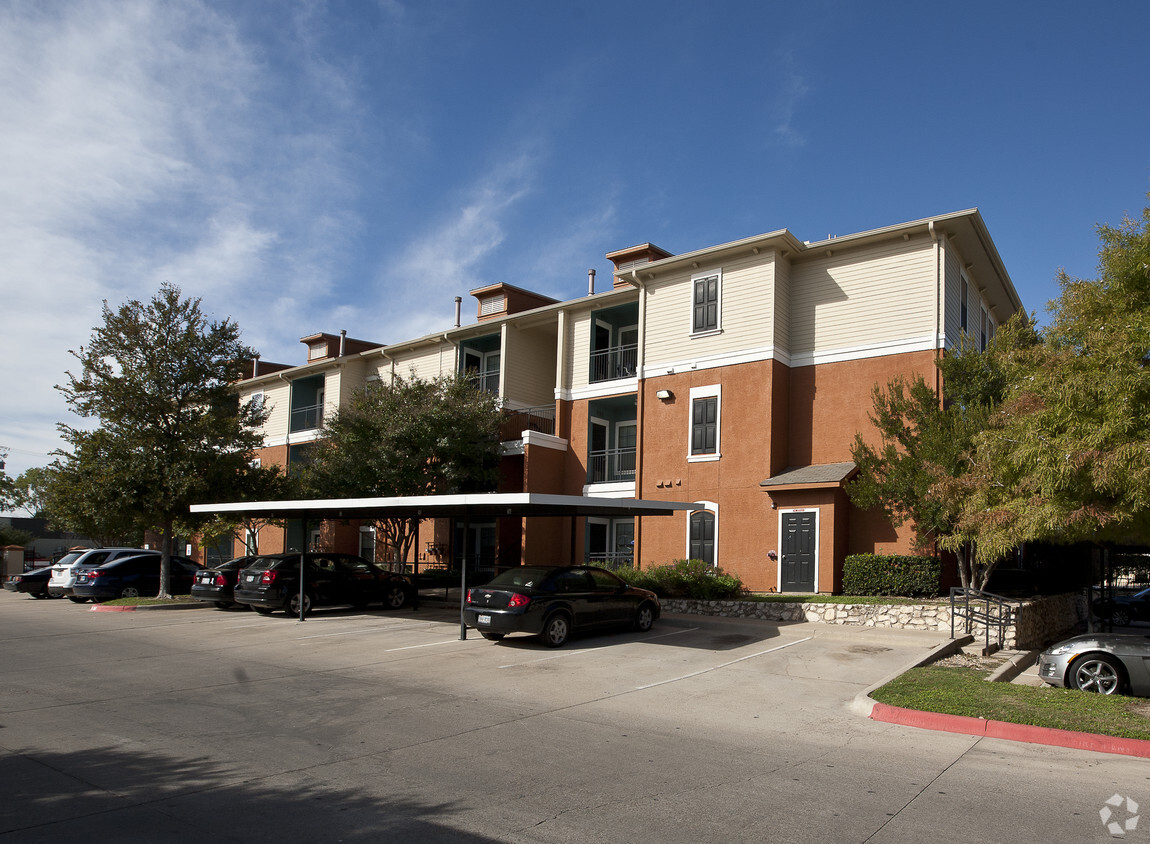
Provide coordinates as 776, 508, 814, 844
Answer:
189, 492, 702, 520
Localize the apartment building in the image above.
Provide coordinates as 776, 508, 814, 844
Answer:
234, 209, 1022, 593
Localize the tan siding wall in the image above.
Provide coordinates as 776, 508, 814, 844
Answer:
257, 381, 291, 442
504, 325, 556, 407
388, 345, 456, 381
942, 243, 964, 346
567, 311, 592, 392
789, 239, 936, 356
774, 255, 791, 353
643, 253, 776, 369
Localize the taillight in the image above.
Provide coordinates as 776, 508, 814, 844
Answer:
508, 593, 531, 609
466, 589, 474, 602
260, 570, 276, 585
88, 570, 105, 579
214, 574, 227, 586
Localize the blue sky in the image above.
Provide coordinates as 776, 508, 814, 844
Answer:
2, 0, 1148, 489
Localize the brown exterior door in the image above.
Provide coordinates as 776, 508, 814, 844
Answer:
780, 512, 816, 592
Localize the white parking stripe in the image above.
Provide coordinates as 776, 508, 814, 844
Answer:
632, 636, 813, 690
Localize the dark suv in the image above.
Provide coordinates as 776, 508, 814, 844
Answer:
233, 553, 414, 617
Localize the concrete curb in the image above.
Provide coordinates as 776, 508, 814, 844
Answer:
986, 649, 1041, 683
90, 601, 212, 612
869, 702, 1150, 759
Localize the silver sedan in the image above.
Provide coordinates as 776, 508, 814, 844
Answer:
1037, 633, 1150, 696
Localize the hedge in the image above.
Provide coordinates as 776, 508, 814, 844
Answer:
842, 554, 940, 598
614, 559, 746, 600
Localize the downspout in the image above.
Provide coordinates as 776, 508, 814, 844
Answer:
928, 221, 942, 398
278, 372, 292, 448
632, 268, 648, 570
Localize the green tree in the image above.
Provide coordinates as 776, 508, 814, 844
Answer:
949, 201, 1150, 563
0, 462, 17, 513
305, 374, 504, 565
12, 466, 53, 518
848, 314, 1035, 590
56, 283, 269, 597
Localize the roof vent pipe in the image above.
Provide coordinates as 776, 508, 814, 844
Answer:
588, 268, 596, 296
252, 355, 260, 378
454, 296, 462, 328
339, 329, 347, 357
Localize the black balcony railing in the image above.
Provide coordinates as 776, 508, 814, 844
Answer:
587, 447, 636, 484
501, 405, 556, 440
586, 552, 634, 569
290, 402, 323, 432
589, 344, 638, 383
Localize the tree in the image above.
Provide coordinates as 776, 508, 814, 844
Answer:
12, 466, 53, 518
0, 462, 17, 513
949, 200, 1150, 563
847, 314, 1036, 590
305, 374, 504, 566
56, 283, 269, 597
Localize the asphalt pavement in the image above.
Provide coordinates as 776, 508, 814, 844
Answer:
1, 591, 1146, 843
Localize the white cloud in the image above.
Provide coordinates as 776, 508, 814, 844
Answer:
0, 0, 363, 477
772, 52, 810, 148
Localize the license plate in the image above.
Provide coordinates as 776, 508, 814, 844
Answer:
477, 614, 491, 625
245, 574, 256, 582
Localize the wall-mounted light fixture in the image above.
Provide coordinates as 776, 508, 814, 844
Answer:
655, 389, 673, 400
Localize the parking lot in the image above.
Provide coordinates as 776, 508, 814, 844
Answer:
1, 592, 1145, 843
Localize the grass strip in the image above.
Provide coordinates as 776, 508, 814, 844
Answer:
872, 666, 1150, 741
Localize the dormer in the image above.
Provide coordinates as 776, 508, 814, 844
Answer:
470, 283, 558, 322
604, 243, 674, 288
299, 332, 384, 362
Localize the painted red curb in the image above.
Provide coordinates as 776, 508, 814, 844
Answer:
870, 701, 1150, 759
89, 605, 136, 612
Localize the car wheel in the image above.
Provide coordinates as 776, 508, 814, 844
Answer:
635, 602, 656, 632
383, 584, 409, 610
479, 631, 505, 641
119, 586, 141, 599
286, 592, 312, 617
1111, 609, 1132, 626
539, 612, 572, 648
68, 596, 88, 603
1070, 654, 1125, 695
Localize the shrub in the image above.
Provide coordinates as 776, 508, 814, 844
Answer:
616, 559, 746, 600
842, 554, 940, 598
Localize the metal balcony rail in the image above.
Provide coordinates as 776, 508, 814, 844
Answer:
289, 402, 324, 432
467, 371, 500, 395
587, 446, 637, 484
589, 344, 638, 383
501, 405, 556, 439
950, 587, 1014, 653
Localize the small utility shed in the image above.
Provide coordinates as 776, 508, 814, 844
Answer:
190, 492, 700, 635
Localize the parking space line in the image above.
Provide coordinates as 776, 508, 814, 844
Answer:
384, 638, 468, 652
497, 626, 699, 669
632, 636, 813, 690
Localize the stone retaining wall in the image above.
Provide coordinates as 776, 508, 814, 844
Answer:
662, 592, 1090, 650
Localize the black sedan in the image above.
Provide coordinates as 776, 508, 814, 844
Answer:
463, 565, 660, 647
3, 567, 55, 599
232, 553, 414, 617
72, 554, 202, 601
1094, 586, 1150, 626
190, 556, 259, 608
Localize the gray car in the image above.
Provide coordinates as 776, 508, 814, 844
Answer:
1037, 633, 1150, 696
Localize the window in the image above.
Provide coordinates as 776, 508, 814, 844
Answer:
688, 385, 721, 460
691, 271, 721, 334
688, 510, 716, 565
359, 526, 376, 563
960, 277, 969, 332
980, 306, 988, 351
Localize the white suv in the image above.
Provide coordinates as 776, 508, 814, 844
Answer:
48, 548, 150, 601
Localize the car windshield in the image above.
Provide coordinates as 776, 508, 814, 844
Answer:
53, 553, 83, 568
485, 566, 557, 589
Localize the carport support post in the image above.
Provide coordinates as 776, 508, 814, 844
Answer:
459, 515, 469, 640
298, 517, 307, 622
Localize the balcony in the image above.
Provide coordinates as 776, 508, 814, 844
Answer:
589, 344, 637, 383
585, 551, 634, 569
290, 401, 323, 432
501, 405, 555, 440
468, 370, 500, 395
587, 446, 636, 484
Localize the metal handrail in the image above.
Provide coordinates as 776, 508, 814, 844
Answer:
950, 587, 1014, 652
589, 344, 638, 383
587, 447, 637, 483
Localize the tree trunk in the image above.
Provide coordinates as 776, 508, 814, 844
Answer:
158, 518, 173, 599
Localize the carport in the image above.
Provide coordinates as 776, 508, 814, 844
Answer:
190, 492, 700, 636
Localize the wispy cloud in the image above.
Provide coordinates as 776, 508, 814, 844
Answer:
772, 52, 810, 148
0, 0, 362, 474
